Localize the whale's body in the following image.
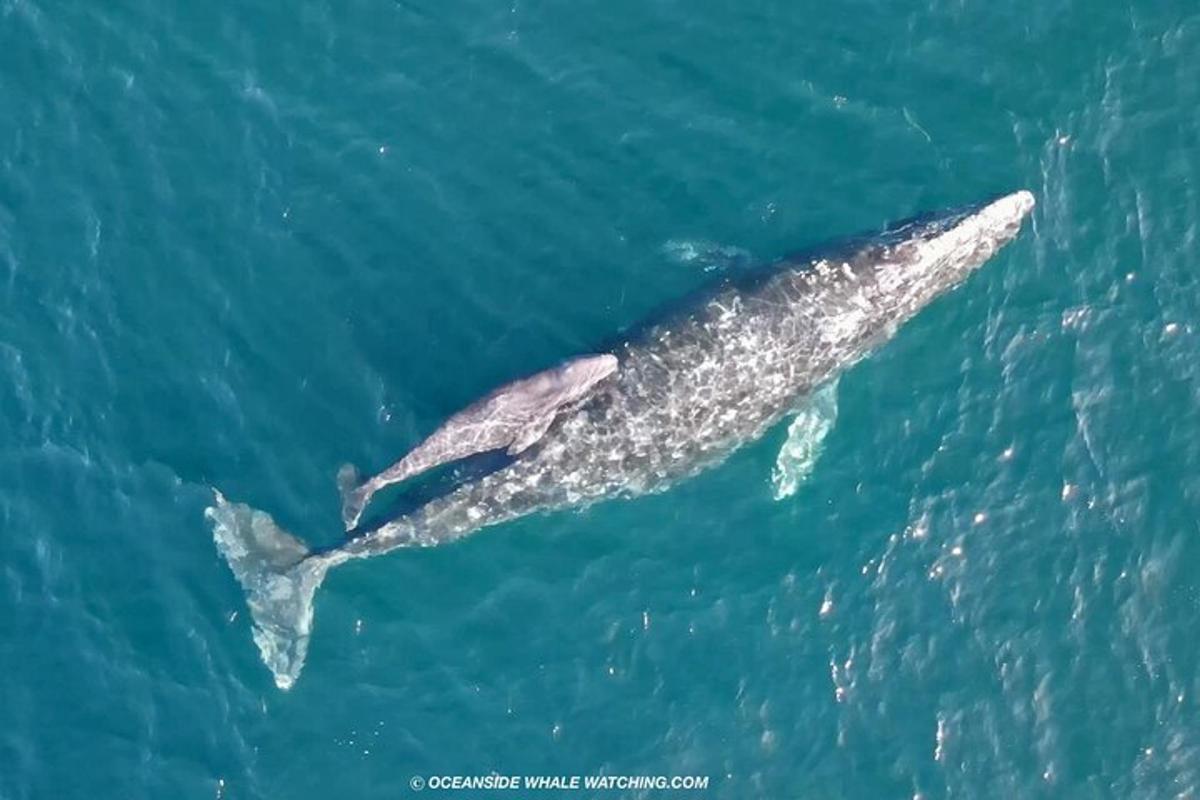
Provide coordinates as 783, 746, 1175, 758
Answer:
208, 191, 1035, 689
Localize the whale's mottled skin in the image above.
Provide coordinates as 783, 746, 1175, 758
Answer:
208, 191, 1035, 689
337, 354, 619, 531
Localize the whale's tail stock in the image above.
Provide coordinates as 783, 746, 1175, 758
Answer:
206, 490, 333, 690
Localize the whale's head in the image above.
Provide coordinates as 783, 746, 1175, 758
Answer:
779, 191, 1034, 356
557, 354, 619, 399
841, 190, 1035, 321
515, 353, 619, 409
876, 190, 1035, 291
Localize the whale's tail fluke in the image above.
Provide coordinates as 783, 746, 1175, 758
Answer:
337, 463, 372, 531
206, 491, 332, 690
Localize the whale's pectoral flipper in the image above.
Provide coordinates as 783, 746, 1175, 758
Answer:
507, 413, 557, 455
772, 377, 839, 501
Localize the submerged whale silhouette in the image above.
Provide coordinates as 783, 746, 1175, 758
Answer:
208, 190, 1035, 689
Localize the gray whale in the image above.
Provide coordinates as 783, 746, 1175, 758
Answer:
337, 354, 619, 531
208, 190, 1035, 689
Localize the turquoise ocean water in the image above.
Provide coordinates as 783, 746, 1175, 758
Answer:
2, 1, 1199, 797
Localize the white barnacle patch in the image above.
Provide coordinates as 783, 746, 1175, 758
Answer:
850, 289, 873, 311
819, 306, 867, 346
710, 295, 743, 322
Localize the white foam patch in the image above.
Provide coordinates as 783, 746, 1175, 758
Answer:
772, 378, 839, 500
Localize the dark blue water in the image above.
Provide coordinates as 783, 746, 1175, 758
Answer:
2, 1, 1198, 797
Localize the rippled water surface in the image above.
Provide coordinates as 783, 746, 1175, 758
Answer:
2, 1, 1199, 797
